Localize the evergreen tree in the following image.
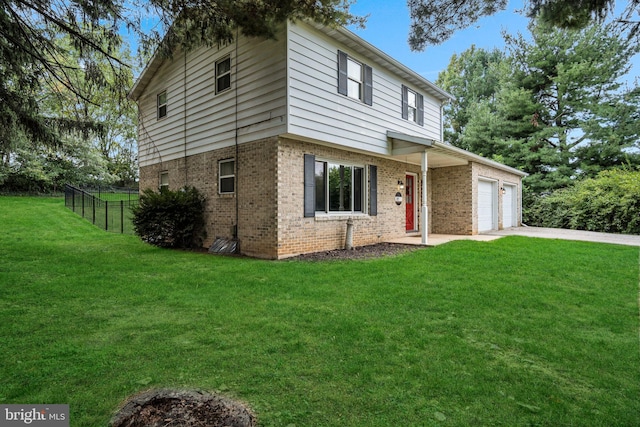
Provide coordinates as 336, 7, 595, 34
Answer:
407, 0, 639, 48
439, 21, 640, 194
504, 21, 640, 192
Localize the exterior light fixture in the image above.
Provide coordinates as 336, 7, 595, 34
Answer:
397, 180, 404, 190
501, 187, 506, 195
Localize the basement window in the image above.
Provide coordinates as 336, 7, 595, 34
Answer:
159, 172, 169, 191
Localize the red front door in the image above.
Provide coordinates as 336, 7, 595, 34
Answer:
405, 174, 415, 231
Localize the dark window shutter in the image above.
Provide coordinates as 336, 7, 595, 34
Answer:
363, 64, 373, 106
417, 93, 424, 126
304, 154, 316, 217
337, 51, 348, 96
401, 85, 408, 120
369, 165, 377, 216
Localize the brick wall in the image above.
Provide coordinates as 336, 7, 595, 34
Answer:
276, 138, 426, 258
431, 164, 474, 234
138, 138, 279, 258
139, 137, 523, 258
138, 149, 236, 247
417, 162, 523, 235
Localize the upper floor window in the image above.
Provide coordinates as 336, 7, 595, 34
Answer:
219, 159, 235, 194
157, 91, 167, 120
216, 56, 231, 94
402, 85, 424, 126
337, 50, 373, 106
347, 58, 363, 100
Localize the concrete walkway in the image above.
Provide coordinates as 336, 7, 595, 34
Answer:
386, 233, 501, 246
486, 226, 640, 247
386, 227, 640, 247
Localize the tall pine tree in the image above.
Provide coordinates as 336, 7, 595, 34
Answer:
438, 20, 640, 194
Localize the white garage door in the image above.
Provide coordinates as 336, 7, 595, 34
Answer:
502, 185, 515, 228
478, 180, 496, 232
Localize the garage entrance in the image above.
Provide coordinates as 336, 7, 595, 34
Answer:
502, 184, 516, 228
478, 179, 497, 232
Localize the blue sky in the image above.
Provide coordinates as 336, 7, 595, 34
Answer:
347, 0, 638, 84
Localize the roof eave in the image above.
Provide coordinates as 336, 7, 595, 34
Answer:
128, 50, 164, 101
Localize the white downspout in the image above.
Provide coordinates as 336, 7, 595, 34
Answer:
421, 150, 428, 245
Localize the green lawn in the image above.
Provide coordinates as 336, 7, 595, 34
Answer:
1, 196, 638, 426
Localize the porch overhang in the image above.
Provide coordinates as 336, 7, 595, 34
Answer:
387, 130, 467, 168
387, 130, 527, 176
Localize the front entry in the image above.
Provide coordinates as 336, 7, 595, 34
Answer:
405, 174, 416, 231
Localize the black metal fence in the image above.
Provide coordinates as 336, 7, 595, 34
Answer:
64, 184, 139, 234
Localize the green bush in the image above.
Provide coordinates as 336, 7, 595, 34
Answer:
132, 187, 207, 248
524, 169, 640, 234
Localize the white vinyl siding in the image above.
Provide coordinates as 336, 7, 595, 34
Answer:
287, 21, 442, 157
137, 34, 287, 167
137, 21, 445, 169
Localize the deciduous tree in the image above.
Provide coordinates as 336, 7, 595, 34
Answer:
436, 46, 506, 150
1, 0, 362, 153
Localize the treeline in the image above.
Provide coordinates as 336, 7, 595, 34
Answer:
436, 19, 640, 234
525, 170, 640, 234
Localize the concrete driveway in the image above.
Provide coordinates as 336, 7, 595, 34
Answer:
486, 227, 640, 247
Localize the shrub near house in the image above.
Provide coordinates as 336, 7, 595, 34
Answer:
132, 187, 207, 248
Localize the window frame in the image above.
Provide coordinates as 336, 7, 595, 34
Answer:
215, 56, 231, 94
401, 85, 424, 126
407, 89, 417, 122
337, 50, 373, 106
218, 158, 235, 195
159, 171, 169, 191
346, 57, 363, 101
157, 91, 167, 120
314, 158, 366, 215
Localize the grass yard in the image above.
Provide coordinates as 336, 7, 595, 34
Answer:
1, 196, 638, 426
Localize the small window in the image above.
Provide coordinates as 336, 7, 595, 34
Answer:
347, 58, 363, 100
159, 172, 169, 191
157, 91, 167, 119
402, 85, 424, 126
337, 51, 373, 105
219, 159, 235, 194
407, 90, 417, 122
216, 56, 231, 94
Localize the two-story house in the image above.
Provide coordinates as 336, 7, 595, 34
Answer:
129, 20, 526, 259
